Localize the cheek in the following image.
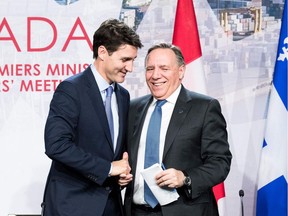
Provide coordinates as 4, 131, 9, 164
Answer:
108, 59, 121, 70
172, 74, 181, 83
145, 73, 151, 81
117, 63, 128, 72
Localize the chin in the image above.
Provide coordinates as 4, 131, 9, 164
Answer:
152, 93, 164, 100
151, 88, 165, 96
115, 76, 125, 83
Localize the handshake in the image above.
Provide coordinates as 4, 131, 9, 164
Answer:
111, 152, 133, 187
109, 152, 187, 189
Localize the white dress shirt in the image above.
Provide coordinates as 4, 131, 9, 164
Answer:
90, 64, 119, 150
133, 85, 181, 204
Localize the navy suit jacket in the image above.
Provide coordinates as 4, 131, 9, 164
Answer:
124, 85, 232, 216
42, 66, 129, 216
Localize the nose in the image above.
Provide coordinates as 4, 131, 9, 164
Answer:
125, 60, 134, 73
151, 68, 161, 78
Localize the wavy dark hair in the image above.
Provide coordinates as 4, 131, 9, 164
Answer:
93, 19, 143, 58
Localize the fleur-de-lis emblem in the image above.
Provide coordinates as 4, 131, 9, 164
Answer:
277, 37, 288, 61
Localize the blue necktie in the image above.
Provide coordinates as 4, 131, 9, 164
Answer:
105, 86, 114, 147
144, 100, 167, 208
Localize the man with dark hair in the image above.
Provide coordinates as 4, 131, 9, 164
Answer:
123, 43, 232, 216
42, 18, 143, 216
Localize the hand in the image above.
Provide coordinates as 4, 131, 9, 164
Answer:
155, 168, 185, 188
118, 172, 133, 187
110, 152, 131, 176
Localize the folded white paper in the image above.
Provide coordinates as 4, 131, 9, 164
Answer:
140, 163, 179, 206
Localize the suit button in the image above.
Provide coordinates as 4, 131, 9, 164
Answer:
105, 186, 112, 193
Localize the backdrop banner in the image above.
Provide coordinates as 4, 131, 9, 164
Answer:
0, 0, 283, 215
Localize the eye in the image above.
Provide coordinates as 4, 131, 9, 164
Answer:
146, 67, 154, 72
122, 58, 133, 62
161, 67, 169, 71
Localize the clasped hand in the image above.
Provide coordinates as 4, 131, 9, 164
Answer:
111, 152, 133, 186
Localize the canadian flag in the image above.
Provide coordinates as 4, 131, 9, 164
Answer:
172, 0, 206, 94
172, 0, 227, 215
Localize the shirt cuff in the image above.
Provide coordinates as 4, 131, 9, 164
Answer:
108, 163, 113, 177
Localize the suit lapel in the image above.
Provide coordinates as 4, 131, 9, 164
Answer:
84, 68, 114, 152
130, 96, 152, 172
163, 86, 192, 160
114, 84, 125, 157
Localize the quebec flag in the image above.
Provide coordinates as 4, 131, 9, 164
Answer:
256, 0, 288, 215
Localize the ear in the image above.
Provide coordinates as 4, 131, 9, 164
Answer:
179, 64, 186, 80
97, 45, 107, 61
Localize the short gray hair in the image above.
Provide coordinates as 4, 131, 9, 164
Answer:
145, 43, 185, 67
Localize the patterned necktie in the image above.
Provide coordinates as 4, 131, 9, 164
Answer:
105, 86, 114, 147
144, 99, 167, 208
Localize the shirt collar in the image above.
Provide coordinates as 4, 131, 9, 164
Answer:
151, 84, 181, 105
90, 64, 115, 92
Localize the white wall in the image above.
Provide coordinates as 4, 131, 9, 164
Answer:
0, 0, 282, 215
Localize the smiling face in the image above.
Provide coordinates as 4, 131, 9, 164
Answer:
145, 48, 185, 100
96, 44, 138, 84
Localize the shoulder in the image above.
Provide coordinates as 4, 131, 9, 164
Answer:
65, 67, 92, 83
53, 67, 92, 98
116, 84, 129, 95
181, 86, 216, 101
57, 67, 91, 90
181, 86, 221, 108
130, 95, 151, 107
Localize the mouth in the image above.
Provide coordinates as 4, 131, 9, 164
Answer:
151, 81, 166, 86
119, 71, 127, 77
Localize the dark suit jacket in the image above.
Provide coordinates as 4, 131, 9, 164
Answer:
124, 85, 232, 216
42, 66, 129, 216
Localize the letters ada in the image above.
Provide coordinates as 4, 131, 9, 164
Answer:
0, 17, 93, 52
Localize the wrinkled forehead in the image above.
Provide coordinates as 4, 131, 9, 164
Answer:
145, 48, 177, 66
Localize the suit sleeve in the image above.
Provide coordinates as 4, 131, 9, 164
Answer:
44, 80, 111, 185
186, 99, 232, 199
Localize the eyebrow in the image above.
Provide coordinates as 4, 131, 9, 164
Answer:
121, 57, 135, 61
